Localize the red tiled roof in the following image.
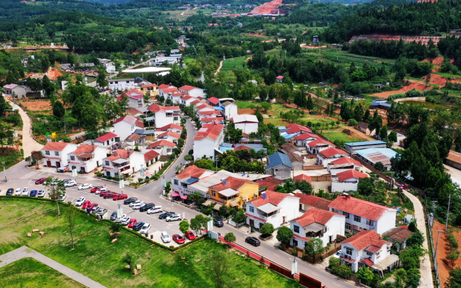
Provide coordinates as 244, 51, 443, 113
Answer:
383, 227, 413, 243
144, 150, 159, 162
208, 97, 220, 105
294, 133, 318, 141
179, 85, 198, 91
194, 123, 223, 141
181, 95, 194, 101
148, 104, 180, 113
250, 190, 290, 207
136, 120, 144, 128
329, 195, 391, 221
211, 176, 253, 191
107, 149, 133, 161
360, 258, 374, 267
286, 125, 312, 135
96, 132, 117, 142
292, 207, 340, 227
199, 110, 220, 115
126, 107, 142, 116
72, 144, 97, 156
157, 123, 183, 131
42, 142, 69, 151
340, 230, 391, 251
255, 177, 285, 190
126, 133, 141, 142
234, 145, 251, 152
190, 100, 203, 105
158, 84, 173, 90
447, 151, 461, 164
141, 84, 157, 88
336, 169, 368, 182
158, 131, 181, 139
319, 147, 347, 158
330, 157, 362, 167
162, 87, 179, 93
123, 89, 144, 99
113, 115, 137, 125
197, 104, 214, 110
293, 174, 312, 184
176, 165, 207, 180
276, 75, 284, 79
202, 117, 224, 123
147, 140, 176, 149
294, 193, 332, 211
308, 139, 334, 147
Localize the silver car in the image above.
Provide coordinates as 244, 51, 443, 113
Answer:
115, 214, 127, 223
22, 187, 29, 196
121, 216, 132, 225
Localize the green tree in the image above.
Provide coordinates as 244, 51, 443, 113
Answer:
295, 180, 313, 195
0, 121, 14, 147
122, 253, 134, 273
42, 75, 54, 97
446, 267, 461, 288
233, 209, 246, 224
0, 91, 8, 116
357, 267, 374, 286
43, 176, 66, 216
260, 223, 275, 237
52, 100, 65, 118
406, 268, 421, 288
276, 226, 293, 246
190, 218, 201, 236
97, 66, 108, 89
306, 94, 314, 110
408, 221, 417, 232
358, 177, 374, 196
260, 102, 271, 113
224, 232, 236, 243
388, 130, 398, 143
305, 238, 324, 262
207, 250, 230, 288
179, 220, 190, 236
447, 251, 460, 269
379, 125, 388, 141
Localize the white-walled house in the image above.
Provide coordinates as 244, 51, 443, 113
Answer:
41, 142, 77, 168
290, 207, 345, 248
193, 123, 224, 161
113, 115, 144, 142
294, 133, 319, 147
317, 147, 348, 167
144, 150, 160, 168
156, 123, 183, 134
148, 104, 181, 128
181, 95, 197, 106
223, 102, 238, 120
158, 85, 177, 97
117, 89, 145, 108
327, 157, 363, 175
157, 130, 181, 144
67, 144, 107, 173
339, 230, 396, 273
331, 169, 369, 192
232, 114, 259, 134
329, 194, 397, 234
170, 165, 209, 196
108, 78, 136, 91
198, 110, 221, 120
246, 190, 300, 229
147, 140, 176, 156
94, 132, 118, 148
179, 85, 206, 98
307, 139, 335, 154
102, 149, 145, 177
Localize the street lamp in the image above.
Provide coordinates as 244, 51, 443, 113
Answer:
1, 162, 6, 182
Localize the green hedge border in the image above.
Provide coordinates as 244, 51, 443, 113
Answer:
0, 196, 206, 252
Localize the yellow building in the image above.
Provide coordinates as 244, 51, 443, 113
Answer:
138, 84, 159, 97
208, 176, 260, 208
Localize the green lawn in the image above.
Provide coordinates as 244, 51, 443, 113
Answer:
0, 198, 300, 288
0, 257, 85, 288
324, 131, 363, 144
221, 56, 247, 72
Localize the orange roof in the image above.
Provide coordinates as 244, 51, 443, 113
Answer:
199, 110, 220, 115
294, 193, 332, 211
447, 151, 461, 164
194, 123, 223, 141
148, 104, 180, 113
293, 174, 312, 184
295, 133, 318, 141
147, 140, 176, 149
107, 149, 133, 161
176, 165, 207, 180
336, 169, 368, 182
234, 145, 251, 152
330, 157, 362, 167
42, 142, 69, 151
158, 84, 172, 90
251, 190, 290, 207
126, 107, 143, 116
157, 123, 183, 131
308, 139, 334, 148
162, 87, 179, 93
179, 85, 198, 91
211, 176, 253, 191
72, 144, 97, 156
292, 207, 341, 227
144, 150, 160, 162
340, 230, 391, 251
141, 84, 157, 88
329, 195, 391, 221
319, 147, 347, 158
158, 131, 181, 139
255, 177, 284, 190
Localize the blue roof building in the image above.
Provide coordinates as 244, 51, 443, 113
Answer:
345, 140, 387, 154
355, 148, 397, 171
265, 152, 293, 179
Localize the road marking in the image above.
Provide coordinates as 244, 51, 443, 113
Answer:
332, 282, 340, 286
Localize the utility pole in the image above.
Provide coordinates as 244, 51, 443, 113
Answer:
445, 194, 451, 233
434, 230, 444, 260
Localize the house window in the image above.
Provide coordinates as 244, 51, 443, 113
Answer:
345, 223, 351, 230
249, 206, 254, 213
293, 225, 300, 233
343, 212, 350, 219
54, 151, 59, 156
174, 179, 179, 185
105, 161, 110, 166
367, 251, 373, 256
45, 151, 50, 156
70, 156, 75, 161
346, 248, 353, 256
366, 219, 374, 226
106, 171, 111, 176
212, 191, 216, 197
354, 215, 361, 222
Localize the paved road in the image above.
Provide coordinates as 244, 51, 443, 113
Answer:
404, 191, 434, 288
0, 246, 106, 288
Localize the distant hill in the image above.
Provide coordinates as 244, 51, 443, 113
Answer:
79, 0, 133, 4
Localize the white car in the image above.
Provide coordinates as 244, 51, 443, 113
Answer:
161, 231, 171, 243
37, 190, 46, 197
147, 206, 163, 214
15, 188, 22, 196
121, 216, 132, 226
166, 214, 182, 222
22, 187, 29, 196
140, 223, 151, 234
95, 187, 108, 195
58, 194, 67, 201
115, 214, 127, 223
130, 200, 144, 208
75, 197, 85, 207
78, 183, 93, 190
64, 180, 77, 187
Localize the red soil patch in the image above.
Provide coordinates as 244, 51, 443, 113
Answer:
422, 57, 444, 67
46, 67, 63, 81
431, 220, 461, 288
238, 108, 256, 115
422, 74, 447, 85
371, 83, 431, 98
19, 99, 52, 111
250, 0, 282, 15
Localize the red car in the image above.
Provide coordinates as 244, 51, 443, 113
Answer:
88, 203, 98, 211
35, 178, 46, 184
113, 193, 128, 201
81, 201, 91, 209
91, 186, 104, 193
128, 219, 137, 228
172, 234, 185, 244
185, 231, 196, 240
103, 192, 116, 199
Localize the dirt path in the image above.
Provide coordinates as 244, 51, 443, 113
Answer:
214, 60, 223, 76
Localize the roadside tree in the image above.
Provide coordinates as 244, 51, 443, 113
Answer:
276, 226, 293, 248
44, 176, 66, 216
179, 220, 190, 236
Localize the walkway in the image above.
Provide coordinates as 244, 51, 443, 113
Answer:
403, 191, 434, 288
0, 246, 106, 288
215, 60, 223, 76
8, 100, 43, 158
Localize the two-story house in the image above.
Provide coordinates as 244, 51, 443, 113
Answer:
113, 115, 144, 142
144, 150, 160, 168
295, 133, 319, 147
147, 140, 176, 156
3, 84, 27, 98
294, 193, 332, 212
265, 152, 293, 179
94, 132, 118, 148
329, 194, 397, 234
156, 123, 183, 134
198, 110, 222, 120
307, 139, 335, 154
158, 84, 176, 97
331, 169, 369, 192
327, 157, 363, 175
223, 102, 238, 120
157, 130, 181, 144
290, 207, 345, 248
139, 84, 159, 97
245, 190, 299, 229
339, 230, 396, 273
67, 144, 107, 173
108, 78, 136, 91
148, 104, 181, 128
181, 95, 198, 107
208, 176, 259, 208
102, 149, 145, 177
179, 85, 206, 98
117, 89, 144, 108
171, 165, 209, 197
317, 147, 348, 167
232, 114, 259, 134
41, 142, 77, 168
193, 123, 224, 161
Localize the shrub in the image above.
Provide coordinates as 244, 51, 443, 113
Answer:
260, 223, 275, 237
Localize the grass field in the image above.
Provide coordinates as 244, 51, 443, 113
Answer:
163, 10, 197, 21
323, 131, 362, 144
221, 56, 247, 72
0, 257, 85, 288
0, 198, 300, 288
400, 100, 450, 110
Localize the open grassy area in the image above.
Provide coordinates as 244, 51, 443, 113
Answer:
400, 100, 450, 110
221, 56, 247, 72
323, 131, 362, 144
163, 10, 197, 21
0, 198, 300, 288
0, 257, 85, 288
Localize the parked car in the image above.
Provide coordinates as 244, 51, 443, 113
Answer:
82, 201, 91, 209
14, 188, 21, 196
95, 188, 108, 195
139, 203, 155, 212
58, 194, 67, 201
78, 183, 93, 190
103, 192, 117, 199
333, 251, 342, 259
140, 223, 151, 234
147, 206, 163, 214
56, 166, 69, 173
115, 214, 127, 223
131, 202, 144, 210
121, 216, 132, 226
161, 231, 171, 243
64, 180, 77, 187
132, 222, 145, 231
245, 237, 260, 247
91, 186, 103, 193
87, 203, 98, 211
75, 197, 85, 206
35, 178, 46, 184
113, 193, 128, 201
172, 234, 185, 244
129, 200, 144, 208
110, 211, 117, 221
96, 208, 108, 216
99, 191, 110, 197
214, 218, 224, 228
159, 212, 175, 219
166, 214, 182, 222
6, 188, 14, 195
22, 187, 29, 196
30, 190, 38, 197
128, 219, 138, 228
185, 231, 196, 240
37, 190, 45, 197
124, 197, 137, 205
91, 206, 101, 214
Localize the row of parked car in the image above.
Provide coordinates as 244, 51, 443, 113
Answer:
6, 187, 52, 199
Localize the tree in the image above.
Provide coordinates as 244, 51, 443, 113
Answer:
406, 268, 421, 288
233, 209, 246, 224
224, 232, 236, 243
67, 205, 77, 250
190, 218, 201, 236
388, 130, 398, 143
446, 267, 461, 288
447, 251, 460, 269
0, 121, 14, 147
305, 238, 324, 262
0, 93, 8, 116
260, 102, 271, 113
207, 250, 230, 288
408, 221, 417, 232
306, 94, 314, 110
97, 66, 108, 89
43, 176, 66, 216
260, 223, 275, 237
357, 267, 374, 286
374, 162, 385, 172
276, 226, 293, 246
358, 177, 374, 196
42, 75, 54, 97
179, 220, 190, 236
52, 100, 65, 118
122, 253, 135, 273
379, 125, 388, 141
406, 230, 424, 247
